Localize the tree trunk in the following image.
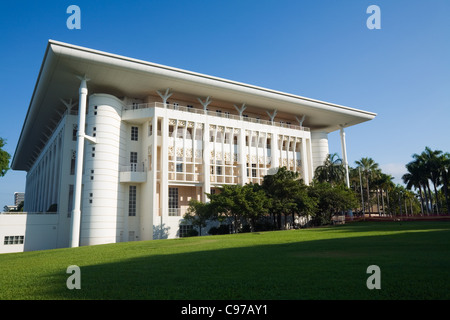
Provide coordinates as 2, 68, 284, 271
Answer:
426, 181, 434, 214
422, 183, 430, 215
386, 189, 390, 216
366, 177, 371, 217
443, 173, 450, 214
432, 180, 440, 215
376, 189, 380, 216
418, 185, 425, 216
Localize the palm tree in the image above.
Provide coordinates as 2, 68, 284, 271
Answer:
438, 153, 450, 214
403, 160, 428, 215
413, 147, 444, 214
375, 173, 394, 216
314, 153, 345, 186
410, 152, 432, 214
355, 157, 379, 216
421, 147, 443, 214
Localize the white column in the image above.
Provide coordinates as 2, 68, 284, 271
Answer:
198, 96, 212, 114
70, 76, 88, 248
202, 123, 211, 200
157, 88, 173, 108
270, 132, 279, 170
301, 138, 310, 185
147, 114, 158, 240
310, 131, 329, 173
340, 126, 350, 188
266, 109, 277, 125
233, 103, 246, 120
160, 116, 169, 219
238, 129, 246, 185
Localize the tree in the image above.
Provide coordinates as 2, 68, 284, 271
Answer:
403, 160, 428, 215
206, 183, 270, 233
314, 153, 345, 186
355, 157, 380, 216
183, 199, 213, 235
307, 182, 358, 226
262, 167, 301, 229
416, 147, 444, 214
439, 153, 450, 214
376, 173, 394, 216
0, 137, 11, 177
234, 183, 270, 231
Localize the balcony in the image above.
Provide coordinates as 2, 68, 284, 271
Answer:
119, 163, 147, 183
123, 102, 310, 132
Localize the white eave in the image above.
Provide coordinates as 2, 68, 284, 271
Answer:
12, 40, 376, 171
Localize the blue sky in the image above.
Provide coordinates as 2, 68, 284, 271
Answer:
1, 0, 449, 207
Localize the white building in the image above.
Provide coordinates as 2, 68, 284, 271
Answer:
3, 40, 375, 253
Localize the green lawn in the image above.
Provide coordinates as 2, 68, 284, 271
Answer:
1, 221, 449, 300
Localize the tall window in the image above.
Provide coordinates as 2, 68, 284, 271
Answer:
129, 186, 136, 216
176, 157, 183, 172
169, 187, 179, 216
67, 184, 74, 217
130, 152, 138, 171
131, 126, 138, 141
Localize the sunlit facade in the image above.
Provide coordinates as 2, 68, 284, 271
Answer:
5, 40, 375, 252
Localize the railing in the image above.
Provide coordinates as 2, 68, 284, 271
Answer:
124, 102, 310, 132
120, 163, 146, 172
0, 211, 58, 215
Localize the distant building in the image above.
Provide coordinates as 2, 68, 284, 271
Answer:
14, 192, 24, 207
4, 40, 376, 253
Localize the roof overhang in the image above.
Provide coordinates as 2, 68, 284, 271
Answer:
12, 40, 376, 171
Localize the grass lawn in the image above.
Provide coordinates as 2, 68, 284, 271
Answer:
1, 220, 449, 300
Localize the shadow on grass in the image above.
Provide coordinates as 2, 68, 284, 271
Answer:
41, 221, 450, 300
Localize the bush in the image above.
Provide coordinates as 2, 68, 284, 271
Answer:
253, 218, 275, 231
208, 224, 231, 235
184, 229, 199, 237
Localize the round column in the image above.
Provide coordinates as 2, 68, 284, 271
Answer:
80, 93, 125, 246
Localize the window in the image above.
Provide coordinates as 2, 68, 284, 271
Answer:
168, 188, 179, 216
216, 166, 222, 175
131, 126, 138, 141
129, 186, 137, 216
176, 157, 183, 172
252, 164, 257, 177
4, 236, 24, 245
70, 151, 76, 175
130, 152, 138, 171
67, 184, 74, 217
72, 126, 77, 141
179, 225, 193, 237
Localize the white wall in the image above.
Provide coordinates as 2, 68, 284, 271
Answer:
311, 131, 329, 174
0, 214, 59, 254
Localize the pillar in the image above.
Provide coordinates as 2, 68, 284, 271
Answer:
70, 76, 89, 248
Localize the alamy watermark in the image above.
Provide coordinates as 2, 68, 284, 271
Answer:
66, 265, 81, 289
67, 5, 81, 30
366, 265, 381, 289
367, 5, 381, 30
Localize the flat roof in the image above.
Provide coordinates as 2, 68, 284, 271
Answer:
12, 40, 376, 171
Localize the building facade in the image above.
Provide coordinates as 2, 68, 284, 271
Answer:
5, 40, 376, 252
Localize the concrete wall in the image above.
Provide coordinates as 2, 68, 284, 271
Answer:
0, 214, 59, 254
